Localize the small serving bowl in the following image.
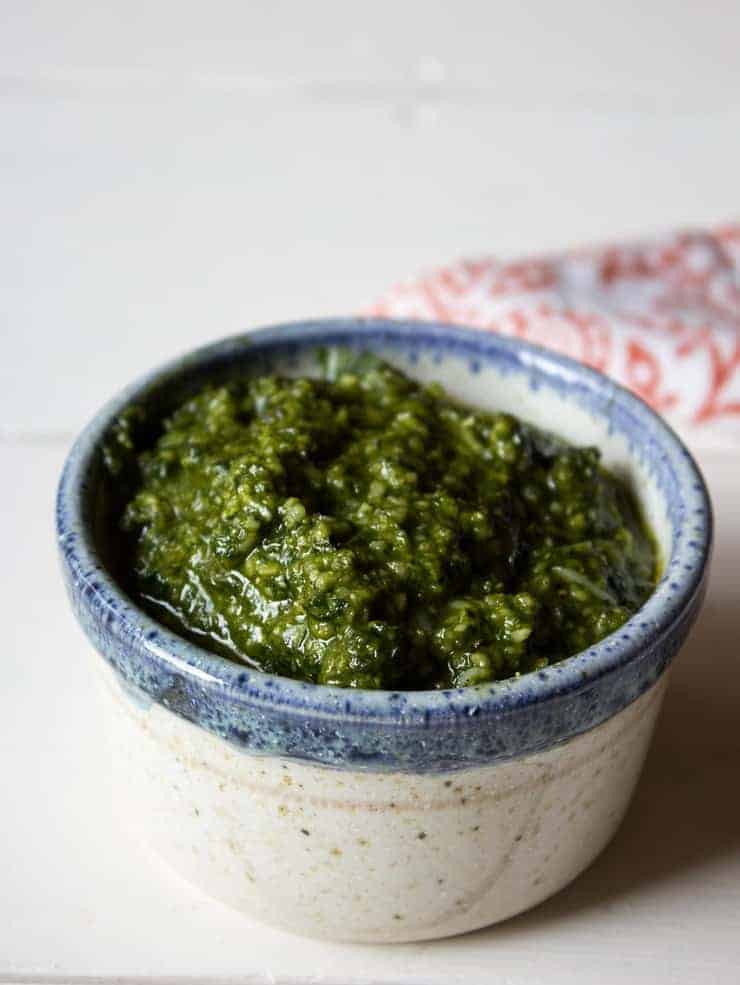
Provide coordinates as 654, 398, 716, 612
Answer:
57, 318, 711, 943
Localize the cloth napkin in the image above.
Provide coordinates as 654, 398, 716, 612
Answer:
371, 225, 740, 452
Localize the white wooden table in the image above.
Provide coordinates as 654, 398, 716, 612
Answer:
2, 4, 739, 982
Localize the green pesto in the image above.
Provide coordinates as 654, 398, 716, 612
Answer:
116, 351, 657, 690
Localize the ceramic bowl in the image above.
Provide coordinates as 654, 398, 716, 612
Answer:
57, 318, 711, 943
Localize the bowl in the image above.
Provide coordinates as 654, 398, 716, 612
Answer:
56, 317, 712, 943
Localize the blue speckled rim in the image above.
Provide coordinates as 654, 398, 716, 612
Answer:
56, 318, 712, 772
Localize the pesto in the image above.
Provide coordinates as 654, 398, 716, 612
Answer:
117, 352, 657, 689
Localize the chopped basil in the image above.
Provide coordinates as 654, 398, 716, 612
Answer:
117, 352, 656, 689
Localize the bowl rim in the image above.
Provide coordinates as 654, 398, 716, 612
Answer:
56, 316, 712, 726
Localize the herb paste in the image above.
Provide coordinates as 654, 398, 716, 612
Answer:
117, 352, 656, 689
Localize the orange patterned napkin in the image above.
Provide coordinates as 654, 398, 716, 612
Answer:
372, 225, 740, 450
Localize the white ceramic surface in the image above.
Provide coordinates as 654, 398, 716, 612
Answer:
97, 657, 668, 943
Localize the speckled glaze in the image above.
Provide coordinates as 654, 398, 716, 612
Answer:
57, 319, 711, 941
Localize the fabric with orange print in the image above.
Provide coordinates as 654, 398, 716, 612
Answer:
372, 226, 740, 449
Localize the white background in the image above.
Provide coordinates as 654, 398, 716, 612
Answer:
2, 3, 739, 983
